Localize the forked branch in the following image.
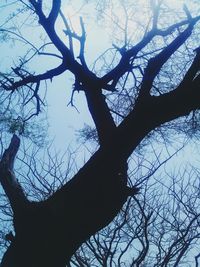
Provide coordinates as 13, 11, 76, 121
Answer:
139, 21, 195, 98
101, 14, 200, 87
1, 62, 67, 91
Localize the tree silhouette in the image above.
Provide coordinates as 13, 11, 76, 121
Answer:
0, 0, 200, 266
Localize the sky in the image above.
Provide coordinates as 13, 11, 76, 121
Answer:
1, 0, 200, 263
47, 0, 196, 150
0, 0, 196, 151
0, 0, 200, 182
0, 0, 199, 158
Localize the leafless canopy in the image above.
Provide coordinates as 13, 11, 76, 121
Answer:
0, 0, 200, 266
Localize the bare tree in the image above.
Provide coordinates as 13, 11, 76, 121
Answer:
0, 0, 200, 266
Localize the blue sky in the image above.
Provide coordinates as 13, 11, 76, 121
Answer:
1, 0, 200, 264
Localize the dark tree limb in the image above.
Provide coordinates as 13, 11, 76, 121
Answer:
0, 136, 134, 267
29, 1, 116, 146
48, 0, 61, 25
78, 17, 88, 70
29, 0, 70, 57
0, 135, 28, 213
138, 21, 195, 98
116, 57, 200, 159
83, 86, 116, 146
179, 47, 200, 87
60, 10, 75, 58
2, 1, 116, 146
1, 62, 67, 91
101, 15, 200, 87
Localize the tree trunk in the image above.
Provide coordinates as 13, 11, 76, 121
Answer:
1, 87, 200, 266
1, 143, 137, 267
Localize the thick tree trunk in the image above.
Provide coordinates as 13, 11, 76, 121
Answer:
0, 142, 137, 267
1, 85, 200, 266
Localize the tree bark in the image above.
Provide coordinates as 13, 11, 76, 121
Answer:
2, 82, 198, 266
0, 133, 139, 267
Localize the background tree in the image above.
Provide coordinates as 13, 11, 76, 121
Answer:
0, 0, 200, 266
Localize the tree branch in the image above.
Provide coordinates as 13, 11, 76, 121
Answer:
29, 0, 70, 57
101, 15, 200, 88
0, 135, 28, 213
1, 62, 67, 91
60, 10, 75, 58
83, 86, 116, 146
48, 0, 61, 25
116, 67, 200, 159
3, 2, 116, 147
78, 17, 88, 70
179, 47, 200, 87
138, 22, 195, 98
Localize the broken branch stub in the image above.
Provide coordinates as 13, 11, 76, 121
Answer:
0, 135, 28, 213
